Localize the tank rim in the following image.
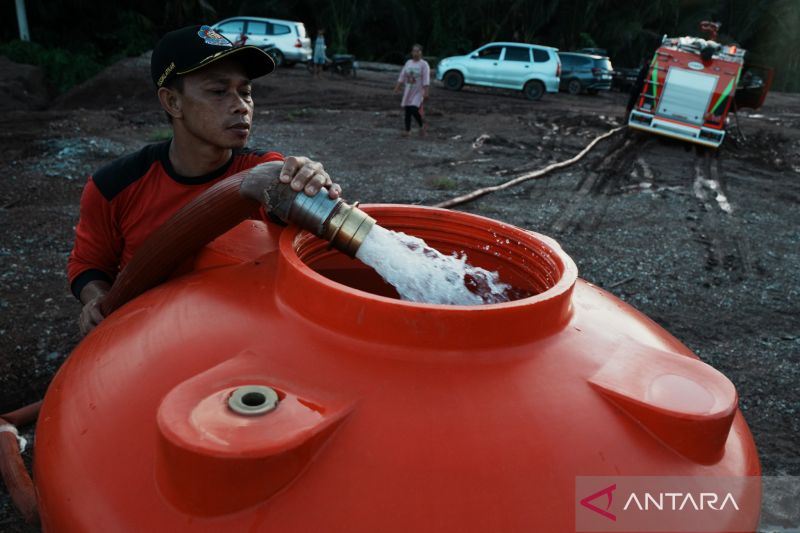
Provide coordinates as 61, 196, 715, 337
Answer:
276, 204, 578, 349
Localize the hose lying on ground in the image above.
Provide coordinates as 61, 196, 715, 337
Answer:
0, 401, 42, 525
433, 126, 626, 209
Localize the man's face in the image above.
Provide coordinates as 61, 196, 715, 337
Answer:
176, 59, 255, 149
412, 47, 422, 60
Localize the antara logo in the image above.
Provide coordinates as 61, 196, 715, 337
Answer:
579, 484, 740, 522
576, 477, 754, 531
580, 484, 617, 521
623, 492, 739, 511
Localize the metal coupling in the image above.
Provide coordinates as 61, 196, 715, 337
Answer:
321, 200, 376, 258
289, 190, 375, 257
287, 187, 340, 237
269, 184, 375, 257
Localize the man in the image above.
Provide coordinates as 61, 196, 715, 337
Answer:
68, 25, 342, 335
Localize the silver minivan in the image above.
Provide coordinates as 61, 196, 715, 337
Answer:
212, 17, 312, 66
436, 42, 561, 100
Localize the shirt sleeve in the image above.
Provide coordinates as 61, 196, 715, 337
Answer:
67, 177, 123, 299
398, 63, 407, 83
262, 152, 283, 164
233, 150, 285, 171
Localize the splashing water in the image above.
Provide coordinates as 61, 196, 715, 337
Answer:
354, 225, 513, 305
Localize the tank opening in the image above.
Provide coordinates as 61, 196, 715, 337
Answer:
292, 210, 565, 305
242, 392, 267, 407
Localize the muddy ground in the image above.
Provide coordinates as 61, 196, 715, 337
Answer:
1, 54, 798, 530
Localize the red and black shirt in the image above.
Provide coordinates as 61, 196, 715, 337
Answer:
68, 141, 283, 299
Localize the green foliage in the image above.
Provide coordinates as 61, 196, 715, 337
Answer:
429, 176, 457, 190
107, 11, 157, 60
0, 40, 102, 92
578, 33, 598, 49
1, 0, 797, 92
744, 0, 800, 92
147, 127, 174, 142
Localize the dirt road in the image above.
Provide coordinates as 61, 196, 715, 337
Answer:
1, 57, 798, 530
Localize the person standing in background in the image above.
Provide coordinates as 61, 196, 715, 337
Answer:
312, 28, 327, 78
393, 44, 430, 137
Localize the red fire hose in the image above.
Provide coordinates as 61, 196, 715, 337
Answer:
0, 401, 42, 525
100, 174, 259, 315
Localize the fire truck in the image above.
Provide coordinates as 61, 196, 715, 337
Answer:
628, 22, 772, 148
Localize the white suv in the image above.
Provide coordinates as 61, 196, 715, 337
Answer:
212, 17, 312, 66
436, 42, 561, 100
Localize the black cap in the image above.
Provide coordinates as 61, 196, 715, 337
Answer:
151, 25, 275, 88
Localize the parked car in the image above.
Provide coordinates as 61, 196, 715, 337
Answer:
435, 42, 560, 101
576, 47, 608, 56
211, 17, 312, 67
557, 52, 613, 95
611, 66, 641, 92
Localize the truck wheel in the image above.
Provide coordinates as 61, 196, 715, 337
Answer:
523, 80, 545, 101
567, 79, 582, 95
443, 71, 464, 91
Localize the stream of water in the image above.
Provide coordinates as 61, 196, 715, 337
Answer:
354, 225, 514, 305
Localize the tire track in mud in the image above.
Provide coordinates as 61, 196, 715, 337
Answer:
549, 135, 759, 283
549, 133, 648, 233
688, 149, 756, 278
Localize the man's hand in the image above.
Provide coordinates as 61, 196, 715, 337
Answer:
79, 297, 106, 336
279, 156, 342, 199
79, 280, 110, 336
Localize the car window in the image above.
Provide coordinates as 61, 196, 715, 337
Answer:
504, 46, 531, 62
218, 20, 244, 33
532, 49, 550, 62
559, 54, 574, 66
247, 21, 267, 35
596, 58, 612, 70
273, 24, 290, 36
476, 46, 503, 60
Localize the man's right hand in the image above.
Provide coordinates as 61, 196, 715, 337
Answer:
79, 280, 110, 336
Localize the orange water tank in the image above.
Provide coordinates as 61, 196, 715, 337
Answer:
34, 205, 760, 531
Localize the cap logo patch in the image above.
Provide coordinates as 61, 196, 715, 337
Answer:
158, 62, 176, 87
198, 25, 232, 47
